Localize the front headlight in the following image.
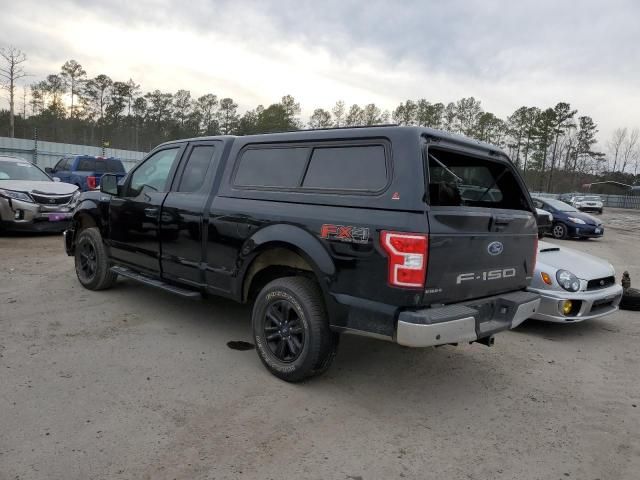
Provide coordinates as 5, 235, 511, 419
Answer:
567, 216, 586, 225
0, 188, 33, 203
556, 269, 580, 292
69, 190, 81, 207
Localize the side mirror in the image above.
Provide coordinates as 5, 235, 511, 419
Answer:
53, 177, 61, 182
535, 211, 552, 229
45, 167, 53, 174
100, 174, 119, 196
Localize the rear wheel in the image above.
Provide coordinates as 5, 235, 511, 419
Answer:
74, 227, 117, 290
252, 277, 338, 382
552, 222, 568, 239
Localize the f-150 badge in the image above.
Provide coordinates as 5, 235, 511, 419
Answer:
320, 224, 370, 244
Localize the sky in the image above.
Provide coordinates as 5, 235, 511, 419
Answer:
1, 0, 639, 145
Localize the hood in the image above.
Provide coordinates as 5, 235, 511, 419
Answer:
537, 241, 614, 279
0, 180, 78, 195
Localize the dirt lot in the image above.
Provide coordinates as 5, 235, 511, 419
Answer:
1, 208, 639, 480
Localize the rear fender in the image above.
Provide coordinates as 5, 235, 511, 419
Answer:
237, 224, 337, 305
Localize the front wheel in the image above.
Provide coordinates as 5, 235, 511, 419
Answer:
74, 227, 117, 290
252, 277, 338, 382
552, 222, 568, 239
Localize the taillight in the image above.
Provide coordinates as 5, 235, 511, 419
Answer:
532, 236, 539, 271
87, 176, 97, 189
380, 231, 428, 288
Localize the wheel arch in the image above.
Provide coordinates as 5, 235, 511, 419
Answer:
238, 224, 336, 304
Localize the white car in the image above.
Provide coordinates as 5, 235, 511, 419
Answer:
527, 241, 622, 322
571, 195, 603, 214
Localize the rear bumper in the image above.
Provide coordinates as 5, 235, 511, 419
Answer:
396, 291, 540, 347
577, 206, 603, 213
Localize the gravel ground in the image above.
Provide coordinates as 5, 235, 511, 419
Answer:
1, 208, 639, 480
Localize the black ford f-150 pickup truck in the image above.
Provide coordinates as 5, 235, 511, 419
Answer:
64, 126, 540, 381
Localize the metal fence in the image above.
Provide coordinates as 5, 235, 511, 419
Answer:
0, 136, 146, 172
531, 192, 640, 209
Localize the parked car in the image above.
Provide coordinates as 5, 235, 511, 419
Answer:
45, 155, 127, 191
571, 195, 603, 214
558, 192, 580, 203
64, 126, 540, 381
532, 197, 603, 239
0, 156, 79, 232
527, 241, 622, 322
536, 208, 553, 238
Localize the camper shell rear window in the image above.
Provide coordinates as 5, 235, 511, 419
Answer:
425, 146, 529, 210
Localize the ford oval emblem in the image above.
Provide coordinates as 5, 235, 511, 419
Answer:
487, 241, 504, 256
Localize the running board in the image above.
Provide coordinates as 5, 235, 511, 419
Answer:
110, 266, 201, 298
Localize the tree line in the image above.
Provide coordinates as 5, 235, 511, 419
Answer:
1, 47, 639, 192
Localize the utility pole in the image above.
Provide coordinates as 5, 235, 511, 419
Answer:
33, 127, 38, 164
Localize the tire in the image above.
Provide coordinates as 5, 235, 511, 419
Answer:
74, 227, 117, 290
252, 276, 338, 382
620, 288, 640, 311
552, 222, 568, 239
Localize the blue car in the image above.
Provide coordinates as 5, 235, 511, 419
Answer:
533, 197, 604, 240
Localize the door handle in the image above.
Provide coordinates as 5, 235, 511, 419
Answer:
144, 207, 159, 218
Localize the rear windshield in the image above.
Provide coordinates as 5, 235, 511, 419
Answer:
425, 147, 528, 210
77, 158, 124, 172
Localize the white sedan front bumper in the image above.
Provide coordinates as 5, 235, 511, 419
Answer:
528, 283, 623, 323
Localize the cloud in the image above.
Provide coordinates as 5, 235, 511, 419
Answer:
1, 0, 639, 143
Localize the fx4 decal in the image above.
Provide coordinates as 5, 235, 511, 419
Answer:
320, 224, 370, 244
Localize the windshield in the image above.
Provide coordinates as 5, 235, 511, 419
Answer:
0, 160, 51, 182
544, 198, 577, 212
584, 195, 601, 201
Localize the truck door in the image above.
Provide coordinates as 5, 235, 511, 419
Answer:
54, 158, 72, 183
107, 145, 185, 274
160, 141, 220, 286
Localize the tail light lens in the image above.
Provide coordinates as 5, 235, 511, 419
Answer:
87, 176, 97, 189
532, 236, 538, 271
380, 231, 428, 288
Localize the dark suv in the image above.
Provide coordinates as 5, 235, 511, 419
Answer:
64, 126, 540, 381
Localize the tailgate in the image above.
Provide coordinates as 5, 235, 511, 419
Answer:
422, 144, 537, 305
424, 207, 537, 304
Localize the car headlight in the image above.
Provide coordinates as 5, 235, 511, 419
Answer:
556, 269, 580, 292
68, 190, 81, 207
0, 188, 33, 202
567, 216, 586, 224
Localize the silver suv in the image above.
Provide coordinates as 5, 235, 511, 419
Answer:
0, 156, 79, 232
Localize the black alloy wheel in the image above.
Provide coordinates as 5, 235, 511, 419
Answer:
77, 238, 97, 282
264, 299, 306, 362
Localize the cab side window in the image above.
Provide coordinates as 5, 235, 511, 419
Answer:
128, 148, 180, 196
178, 145, 216, 193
